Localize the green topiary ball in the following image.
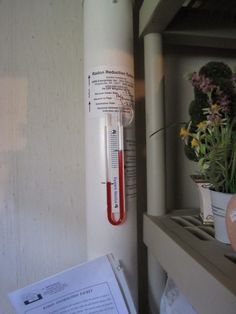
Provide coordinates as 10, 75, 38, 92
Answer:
189, 99, 207, 124
192, 61, 236, 121
199, 61, 232, 80
184, 144, 198, 162
182, 61, 236, 164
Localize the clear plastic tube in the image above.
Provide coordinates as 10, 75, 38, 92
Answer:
105, 113, 126, 225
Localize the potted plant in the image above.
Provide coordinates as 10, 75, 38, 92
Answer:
180, 61, 236, 242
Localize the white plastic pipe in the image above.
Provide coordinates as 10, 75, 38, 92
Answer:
83, 0, 137, 306
144, 33, 166, 313
144, 33, 166, 214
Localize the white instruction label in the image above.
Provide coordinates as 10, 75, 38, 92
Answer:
86, 66, 134, 125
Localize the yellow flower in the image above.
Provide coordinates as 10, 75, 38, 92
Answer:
197, 121, 207, 130
180, 127, 188, 138
211, 103, 220, 114
191, 138, 199, 148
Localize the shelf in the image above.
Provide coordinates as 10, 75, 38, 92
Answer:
139, 0, 185, 36
143, 210, 236, 314
140, 1, 236, 312
139, 0, 236, 49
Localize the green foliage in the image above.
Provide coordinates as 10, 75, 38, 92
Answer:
189, 99, 207, 124
180, 61, 236, 192
199, 61, 232, 79
198, 118, 236, 193
183, 61, 236, 162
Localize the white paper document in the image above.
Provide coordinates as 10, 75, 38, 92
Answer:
8, 254, 136, 314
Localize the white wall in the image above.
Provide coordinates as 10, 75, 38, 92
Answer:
0, 1, 85, 313
164, 45, 236, 210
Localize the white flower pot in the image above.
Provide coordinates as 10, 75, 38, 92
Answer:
191, 175, 213, 224
198, 183, 213, 224
210, 190, 232, 244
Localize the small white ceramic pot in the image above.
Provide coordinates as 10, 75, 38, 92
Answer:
210, 190, 232, 244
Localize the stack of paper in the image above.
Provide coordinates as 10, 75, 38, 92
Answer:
8, 254, 136, 314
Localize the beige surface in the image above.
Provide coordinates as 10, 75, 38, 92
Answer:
144, 212, 236, 314
0, 1, 85, 313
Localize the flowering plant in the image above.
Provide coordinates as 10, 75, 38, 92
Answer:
180, 62, 236, 193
